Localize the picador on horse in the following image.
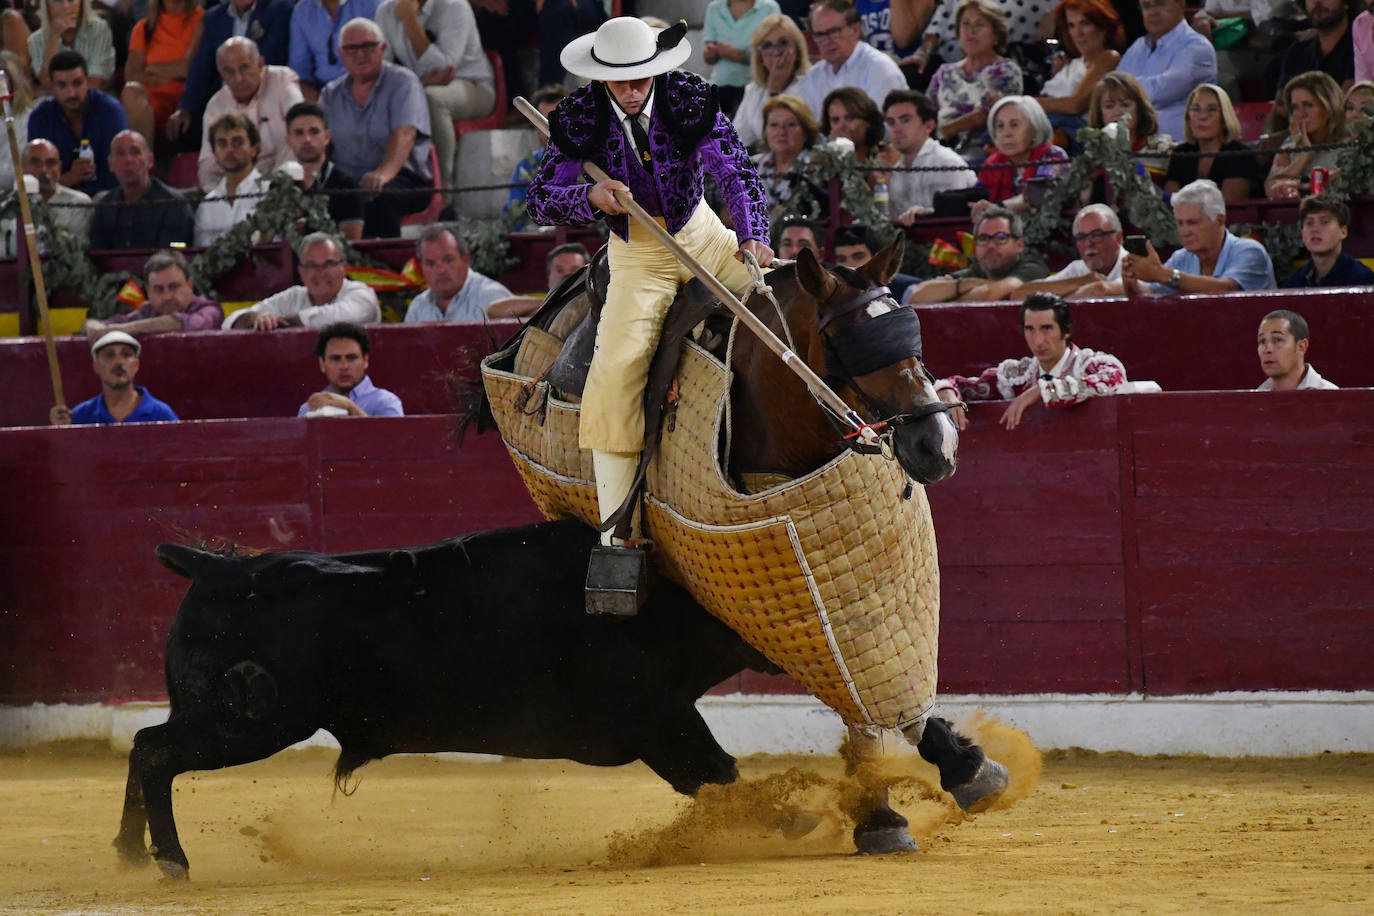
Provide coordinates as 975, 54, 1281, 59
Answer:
525, 16, 776, 604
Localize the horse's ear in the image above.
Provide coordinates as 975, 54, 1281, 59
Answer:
858, 234, 906, 286
795, 246, 836, 301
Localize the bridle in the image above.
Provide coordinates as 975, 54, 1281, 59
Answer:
813, 281, 962, 459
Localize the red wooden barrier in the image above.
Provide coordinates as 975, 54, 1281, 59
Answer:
3, 392, 1372, 706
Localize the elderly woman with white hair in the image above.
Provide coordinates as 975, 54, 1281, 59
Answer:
974, 95, 1067, 215
1121, 178, 1275, 296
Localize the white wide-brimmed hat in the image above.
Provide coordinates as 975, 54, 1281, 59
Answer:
560, 17, 690, 82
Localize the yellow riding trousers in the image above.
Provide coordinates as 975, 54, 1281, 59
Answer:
579, 200, 756, 452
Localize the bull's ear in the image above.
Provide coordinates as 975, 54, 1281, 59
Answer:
156, 543, 218, 580
858, 234, 905, 286
795, 246, 836, 302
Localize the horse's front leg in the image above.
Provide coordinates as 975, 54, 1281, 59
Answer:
909, 716, 1009, 813
843, 723, 919, 854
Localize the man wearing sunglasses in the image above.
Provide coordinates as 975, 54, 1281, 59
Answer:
906, 205, 1050, 303
800, 0, 907, 122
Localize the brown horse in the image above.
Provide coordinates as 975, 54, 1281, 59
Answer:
721, 235, 1005, 853
726, 235, 959, 489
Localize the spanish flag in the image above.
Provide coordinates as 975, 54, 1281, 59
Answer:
927, 237, 968, 271
346, 264, 424, 293
115, 280, 146, 309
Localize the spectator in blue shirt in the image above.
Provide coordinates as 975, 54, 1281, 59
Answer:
1121, 179, 1276, 296
289, 0, 382, 99
1117, 0, 1216, 140
298, 322, 404, 417
49, 331, 180, 426
1283, 195, 1374, 288
167, 0, 295, 142
26, 49, 128, 195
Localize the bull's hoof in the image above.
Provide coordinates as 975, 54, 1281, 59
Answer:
853, 825, 919, 855
156, 858, 189, 882
950, 756, 1010, 813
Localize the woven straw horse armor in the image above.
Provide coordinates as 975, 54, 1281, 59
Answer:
481, 323, 940, 730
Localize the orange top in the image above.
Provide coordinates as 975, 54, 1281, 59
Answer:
128, 8, 204, 67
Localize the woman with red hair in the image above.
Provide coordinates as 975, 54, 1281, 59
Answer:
1036, 0, 1123, 146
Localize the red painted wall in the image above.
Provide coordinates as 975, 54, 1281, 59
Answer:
4, 393, 1371, 706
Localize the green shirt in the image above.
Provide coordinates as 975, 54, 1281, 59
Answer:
954, 249, 1050, 283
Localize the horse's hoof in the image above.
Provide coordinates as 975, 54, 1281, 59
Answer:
156, 859, 189, 882
781, 807, 823, 840
853, 826, 919, 855
950, 756, 1010, 813
113, 839, 151, 868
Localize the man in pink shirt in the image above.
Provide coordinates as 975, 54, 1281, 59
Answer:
195, 36, 304, 190
81, 249, 224, 340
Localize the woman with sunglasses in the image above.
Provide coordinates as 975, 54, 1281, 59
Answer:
732, 12, 810, 149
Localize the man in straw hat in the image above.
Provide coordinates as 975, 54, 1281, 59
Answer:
526, 16, 772, 608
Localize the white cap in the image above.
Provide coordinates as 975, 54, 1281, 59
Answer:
90, 330, 141, 355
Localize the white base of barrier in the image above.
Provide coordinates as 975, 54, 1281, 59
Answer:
3, 691, 1372, 758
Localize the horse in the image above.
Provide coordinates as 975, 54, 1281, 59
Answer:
482, 233, 1008, 854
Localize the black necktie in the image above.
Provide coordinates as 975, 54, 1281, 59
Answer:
1041, 373, 1053, 381
628, 115, 653, 173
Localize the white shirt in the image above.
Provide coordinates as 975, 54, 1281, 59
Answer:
1256, 365, 1339, 390
194, 168, 266, 247
225, 277, 381, 328
1045, 246, 1126, 283
732, 75, 805, 149
376, 0, 494, 92
610, 90, 655, 151
199, 66, 305, 191
800, 42, 906, 123
889, 137, 978, 215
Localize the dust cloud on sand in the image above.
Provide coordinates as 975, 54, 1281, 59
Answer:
607, 711, 1042, 867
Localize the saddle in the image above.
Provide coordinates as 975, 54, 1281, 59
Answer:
507, 246, 744, 541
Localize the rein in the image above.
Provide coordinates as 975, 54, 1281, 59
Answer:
812, 284, 961, 460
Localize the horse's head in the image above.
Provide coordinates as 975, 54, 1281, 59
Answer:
794, 237, 959, 484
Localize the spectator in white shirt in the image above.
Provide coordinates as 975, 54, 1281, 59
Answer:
1256, 309, 1339, 391
194, 112, 265, 247
196, 36, 304, 191
224, 231, 381, 329
881, 88, 977, 224
403, 223, 515, 323
800, 0, 907, 122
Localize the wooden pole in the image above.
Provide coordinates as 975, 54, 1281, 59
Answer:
1, 72, 65, 410
513, 96, 876, 441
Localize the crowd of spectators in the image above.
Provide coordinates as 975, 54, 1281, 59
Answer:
1, 0, 1368, 424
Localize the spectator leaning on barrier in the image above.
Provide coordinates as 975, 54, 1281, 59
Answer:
800, 0, 908, 122
49, 330, 180, 426
1256, 309, 1339, 390
284, 101, 365, 242
171, 0, 294, 138
375, 0, 496, 196
1026, 203, 1127, 298
196, 37, 304, 191
1117, 0, 1216, 141
83, 249, 223, 340
194, 111, 266, 247
225, 231, 381, 329
485, 241, 590, 319
907, 204, 1051, 304
26, 49, 127, 195
1282, 194, 1374, 288
882, 88, 978, 225
404, 223, 516, 323
319, 17, 435, 239
298, 321, 404, 417
89, 129, 196, 250
3, 137, 92, 255
290, 0, 382, 100
1122, 179, 1276, 296
933, 291, 1128, 430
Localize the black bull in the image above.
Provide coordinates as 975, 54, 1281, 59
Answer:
116, 519, 989, 879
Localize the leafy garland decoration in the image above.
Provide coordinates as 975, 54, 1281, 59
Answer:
773, 141, 901, 248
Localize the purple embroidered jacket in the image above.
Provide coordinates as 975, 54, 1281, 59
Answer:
526, 71, 770, 245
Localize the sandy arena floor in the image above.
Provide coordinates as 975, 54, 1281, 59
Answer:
2, 716, 1372, 915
